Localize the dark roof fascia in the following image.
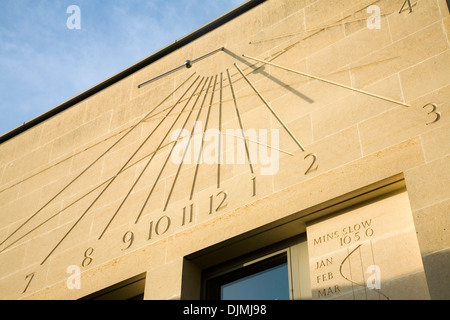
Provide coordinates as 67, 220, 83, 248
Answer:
0, 0, 266, 144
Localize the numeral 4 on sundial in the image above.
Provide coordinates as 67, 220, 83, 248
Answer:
399, 0, 416, 14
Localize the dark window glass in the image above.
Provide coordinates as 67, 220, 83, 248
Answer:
205, 253, 290, 300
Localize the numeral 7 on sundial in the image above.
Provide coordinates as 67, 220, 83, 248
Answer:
23, 272, 35, 294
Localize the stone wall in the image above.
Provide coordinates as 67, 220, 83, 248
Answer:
0, 0, 449, 299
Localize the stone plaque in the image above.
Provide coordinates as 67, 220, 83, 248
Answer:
307, 190, 430, 300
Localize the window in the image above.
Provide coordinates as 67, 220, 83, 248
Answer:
206, 253, 289, 300
184, 175, 407, 301
202, 237, 311, 300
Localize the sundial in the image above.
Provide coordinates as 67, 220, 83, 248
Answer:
0, 0, 444, 297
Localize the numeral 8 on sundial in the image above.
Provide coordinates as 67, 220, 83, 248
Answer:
82, 247, 94, 267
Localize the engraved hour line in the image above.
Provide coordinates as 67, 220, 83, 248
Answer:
163, 77, 214, 211
399, 0, 415, 14
0, 138, 179, 253
242, 55, 411, 108
1, 138, 182, 254
136, 76, 209, 218
0, 73, 197, 251
359, 245, 368, 300
218, 72, 223, 189
346, 247, 356, 299
222, 133, 294, 156
101, 76, 207, 236
190, 75, 219, 201
40, 76, 201, 265
250, 0, 414, 45
234, 63, 306, 152
103, 75, 204, 232
45, 75, 201, 262
227, 68, 254, 174
250, 15, 385, 45
250, 11, 393, 45
1, 178, 109, 254
369, 240, 381, 300
130, 76, 207, 223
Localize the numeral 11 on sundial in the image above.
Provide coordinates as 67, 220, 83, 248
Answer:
182, 204, 194, 226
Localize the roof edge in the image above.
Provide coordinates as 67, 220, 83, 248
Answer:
0, 0, 266, 144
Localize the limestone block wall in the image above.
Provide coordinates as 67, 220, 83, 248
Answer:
0, 0, 449, 300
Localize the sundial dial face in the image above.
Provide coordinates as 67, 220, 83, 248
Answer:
0, 0, 447, 299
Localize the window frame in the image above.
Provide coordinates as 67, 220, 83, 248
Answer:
205, 252, 289, 300
201, 235, 311, 300
80, 273, 146, 300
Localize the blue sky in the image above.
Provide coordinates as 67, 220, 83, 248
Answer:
0, 0, 244, 136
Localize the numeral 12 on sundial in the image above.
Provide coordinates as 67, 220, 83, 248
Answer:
209, 191, 228, 215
